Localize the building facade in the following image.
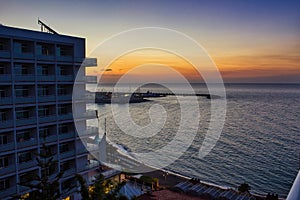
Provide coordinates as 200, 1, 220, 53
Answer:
0, 25, 98, 199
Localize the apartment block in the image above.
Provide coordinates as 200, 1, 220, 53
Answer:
0, 25, 98, 199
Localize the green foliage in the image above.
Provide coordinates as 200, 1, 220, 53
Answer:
76, 173, 126, 200
17, 144, 64, 200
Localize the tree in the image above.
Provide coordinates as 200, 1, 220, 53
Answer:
238, 182, 251, 193
17, 144, 64, 200
76, 173, 127, 200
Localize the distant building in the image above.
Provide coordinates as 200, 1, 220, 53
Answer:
0, 25, 98, 199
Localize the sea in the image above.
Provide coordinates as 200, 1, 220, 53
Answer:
85, 83, 300, 198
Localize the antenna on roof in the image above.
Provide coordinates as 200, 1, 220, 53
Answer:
38, 18, 58, 34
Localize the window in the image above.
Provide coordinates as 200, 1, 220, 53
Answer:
21, 43, 32, 53
37, 43, 54, 56
58, 66, 69, 75
41, 163, 56, 176
39, 127, 49, 138
18, 151, 32, 163
0, 135, 8, 145
37, 65, 49, 75
0, 87, 6, 98
0, 157, 9, 168
58, 105, 69, 115
57, 45, 73, 57
38, 106, 50, 117
0, 179, 10, 190
16, 108, 30, 120
0, 38, 9, 51
15, 86, 29, 97
58, 85, 67, 95
59, 143, 69, 153
38, 85, 49, 96
0, 110, 7, 121
17, 130, 31, 142
0, 64, 6, 74
14, 64, 31, 75
59, 124, 69, 134
60, 161, 71, 171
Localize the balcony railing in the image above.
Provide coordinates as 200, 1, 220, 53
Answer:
59, 132, 75, 140
0, 142, 15, 152
57, 75, 74, 82
57, 94, 72, 101
0, 74, 12, 82
0, 120, 13, 129
58, 113, 73, 121
60, 150, 75, 160
16, 117, 37, 127
0, 97, 13, 105
57, 56, 73, 62
14, 75, 35, 82
62, 168, 75, 177
36, 75, 55, 82
74, 110, 96, 120
36, 54, 55, 61
0, 186, 17, 198
40, 134, 57, 143
14, 52, 34, 59
38, 95, 56, 102
76, 146, 88, 154
0, 164, 16, 176
0, 50, 11, 58
17, 138, 37, 149
18, 160, 36, 170
81, 58, 97, 67
78, 161, 100, 172
15, 96, 35, 104
39, 115, 57, 124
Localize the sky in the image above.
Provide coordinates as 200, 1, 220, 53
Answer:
1, 0, 300, 83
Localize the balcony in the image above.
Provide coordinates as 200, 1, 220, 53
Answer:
79, 126, 98, 137
16, 117, 36, 127
0, 50, 11, 58
0, 120, 13, 129
58, 113, 73, 121
15, 96, 35, 104
57, 75, 74, 82
57, 94, 72, 101
74, 110, 96, 120
0, 74, 12, 82
60, 150, 75, 160
17, 138, 37, 149
62, 168, 75, 177
36, 75, 55, 82
39, 115, 57, 124
0, 164, 16, 176
14, 75, 35, 82
0, 97, 12, 105
59, 132, 75, 140
0, 142, 15, 152
40, 135, 57, 143
38, 95, 56, 103
82, 58, 97, 67
57, 55, 73, 62
18, 160, 36, 170
36, 54, 55, 61
78, 160, 99, 172
14, 52, 34, 60
0, 186, 17, 198
76, 147, 88, 155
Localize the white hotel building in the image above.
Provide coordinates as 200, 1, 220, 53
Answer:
0, 24, 100, 199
